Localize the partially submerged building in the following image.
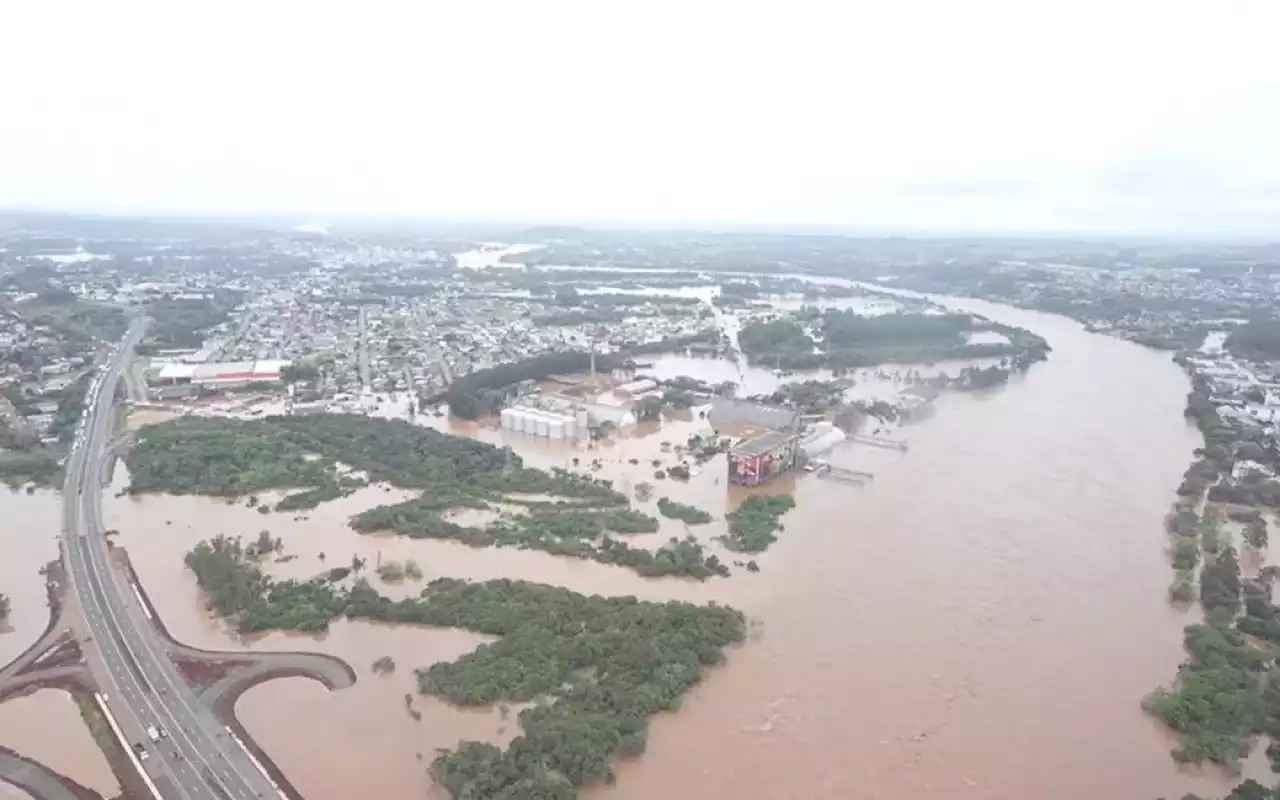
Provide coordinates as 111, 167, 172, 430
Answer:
729, 430, 799, 486
713, 398, 802, 486
501, 392, 637, 439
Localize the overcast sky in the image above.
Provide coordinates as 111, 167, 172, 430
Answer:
3, 1, 1279, 235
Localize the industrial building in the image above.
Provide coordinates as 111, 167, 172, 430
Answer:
710, 398, 803, 486
500, 392, 638, 439
798, 422, 846, 456
728, 430, 799, 486
500, 405, 582, 439
709, 398, 801, 433
153, 359, 289, 388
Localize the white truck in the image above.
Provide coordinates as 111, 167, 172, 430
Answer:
146, 725, 161, 742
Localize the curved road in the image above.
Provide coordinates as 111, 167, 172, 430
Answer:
63, 319, 280, 800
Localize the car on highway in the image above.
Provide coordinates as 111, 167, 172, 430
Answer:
132, 742, 149, 761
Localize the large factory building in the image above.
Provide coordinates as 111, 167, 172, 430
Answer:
728, 430, 799, 486
153, 359, 289, 388
711, 399, 802, 486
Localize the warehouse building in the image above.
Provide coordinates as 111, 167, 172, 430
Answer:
729, 430, 799, 486
153, 359, 289, 388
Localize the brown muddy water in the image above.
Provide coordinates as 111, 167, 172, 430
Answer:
0, 489, 120, 796
0, 294, 1264, 800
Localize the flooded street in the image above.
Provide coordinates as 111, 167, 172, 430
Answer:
0, 293, 1252, 799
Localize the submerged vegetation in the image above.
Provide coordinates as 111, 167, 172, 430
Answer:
721, 495, 796, 553
1143, 622, 1269, 770
736, 310, 1050, 371
656, 497, 713, 525
184, 535, 745, 797
1149, 373, 1280, 797
130, 414, 730, 579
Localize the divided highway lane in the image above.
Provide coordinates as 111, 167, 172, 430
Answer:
64, 320, 279, 800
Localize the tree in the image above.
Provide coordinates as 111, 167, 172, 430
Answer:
281, 362, 321, 384
635, 396, 664, 422
0, 593, 10, 624
1247, 519, 1270, 549
1201, 547, 1242, 615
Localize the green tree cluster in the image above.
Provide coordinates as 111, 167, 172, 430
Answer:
142, 294, 241, 350
1226, 319, 1280, 360
183, 541, 744, 798
737, 310, 1050, 371
1143, 622, 1268, 769
0, 451, 61, 489
1200, 546, 1242, 615
134, 414, 726, 577
48, 372, 94, 444
656, 498, 713, 525
126, 417, 336, 496
721, 495, 796, 553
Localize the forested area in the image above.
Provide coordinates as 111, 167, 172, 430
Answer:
125, 417, 337, 497
0, 451, 61, 489
352, 497, 728, 579
130, 414, 732, 578
1227, 320, 1280, 360
736, 311, 1049, 370
140, 294, 241, 351
183, 538, 744, 798
721, 495, 796, 552
48, 371, 93, 444
1143, 622, 1274, 770
14, 289, 128, 343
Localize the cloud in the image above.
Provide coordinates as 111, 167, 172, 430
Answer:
0, 0, 1278, 235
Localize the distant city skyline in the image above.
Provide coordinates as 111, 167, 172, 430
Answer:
3, 1, 1279, 236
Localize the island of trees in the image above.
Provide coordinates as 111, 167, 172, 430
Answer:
736, 310, 1050, 371
656, 497, 713, 525
128, 414, 733, 579
0, 592, 10, 625
721, 495, 796, 552
184, 535, 745, 798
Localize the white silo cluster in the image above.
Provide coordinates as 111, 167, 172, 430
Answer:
501, 404, 578, 439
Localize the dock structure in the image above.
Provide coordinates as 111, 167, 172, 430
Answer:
850, 434, 908, 451
807, 461, 874, 484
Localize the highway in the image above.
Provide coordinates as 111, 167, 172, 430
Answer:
62, 319, 279, 800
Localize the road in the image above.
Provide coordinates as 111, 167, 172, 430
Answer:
356, 305, 372, 394
62, 319, 280, 800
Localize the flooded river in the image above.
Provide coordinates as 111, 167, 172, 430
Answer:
0, 292, 1257, 800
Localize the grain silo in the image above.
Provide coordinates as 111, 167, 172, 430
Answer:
534, 411, 551, 437
548, 416, 565, 439
500, 407, 516, 430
